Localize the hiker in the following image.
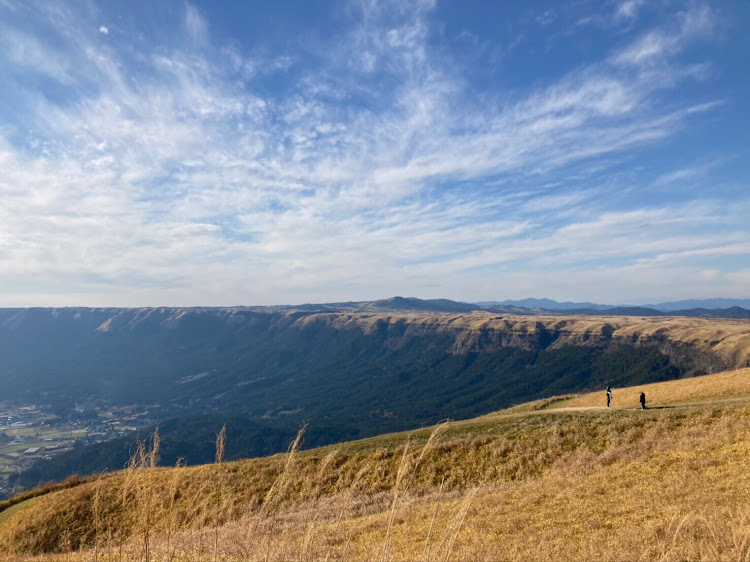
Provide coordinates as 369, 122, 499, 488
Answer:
640, 392, 646, 410
606, 386, 612, 408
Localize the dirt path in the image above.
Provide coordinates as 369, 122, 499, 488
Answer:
543, 394, 750, 413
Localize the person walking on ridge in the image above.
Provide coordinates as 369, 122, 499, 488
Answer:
640, 392, 646, 410
606, 386, 613, 408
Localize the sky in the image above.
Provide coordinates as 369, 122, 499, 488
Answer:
0, 0, 749, 307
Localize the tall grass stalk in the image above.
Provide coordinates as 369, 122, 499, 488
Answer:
92, 474, 104, 562
298, 449, 339, 561
260, 425, 306, 515
406, 421, 448, 492
422, 477, 445, 562
119, 438, 141, 562
214, 424, 226, 562
166, 458, 185, 562
439, 486, 479, 562
379, 422, 447, 562
323, 460, 374, 562
121, 428, 159, 562
242, 425, 307, 556
379, 440, 411, 562
144, 428, 160, 562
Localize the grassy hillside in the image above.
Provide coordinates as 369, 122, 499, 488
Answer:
1, 368, 749, 561
546, 367, 750, 410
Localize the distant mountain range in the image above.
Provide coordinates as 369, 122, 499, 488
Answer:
476, 298, 614, 311
476, 297, 750, 313
346, 297, 750, 319
558, 306, 750, 319
642, 298, 750, 312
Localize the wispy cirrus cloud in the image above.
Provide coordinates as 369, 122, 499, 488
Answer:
0, 0, 746, 306
611, 4, 715, 67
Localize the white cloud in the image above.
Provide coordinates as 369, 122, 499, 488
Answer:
535, 9, 557, 26
0, 1, 745, 306
185, 4, 208, 45
98, 25, 108, 35
653, 167, 700, 185
0, 25, 73, 83
612, 4, 715, 67
615, 1, 644, 21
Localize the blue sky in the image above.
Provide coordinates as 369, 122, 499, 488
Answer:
0, 0, 748, 306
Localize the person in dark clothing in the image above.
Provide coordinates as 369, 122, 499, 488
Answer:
639, 392, 646, 410
606, 386, 612, 408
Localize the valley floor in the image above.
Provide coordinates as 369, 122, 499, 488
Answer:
2, 369, 750, 561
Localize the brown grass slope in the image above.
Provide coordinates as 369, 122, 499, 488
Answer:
1, 368, 750, 561
547, 366, 750, 410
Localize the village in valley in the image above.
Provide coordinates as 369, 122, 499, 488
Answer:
0, 400, 156, 499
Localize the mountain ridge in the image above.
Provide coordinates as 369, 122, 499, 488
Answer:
2, 307, 748, 407
3, 296, 749, 317
475, 297, 750, 313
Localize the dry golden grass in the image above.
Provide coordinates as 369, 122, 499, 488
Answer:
549, 367, 750, 410
3, 369, 750, 561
